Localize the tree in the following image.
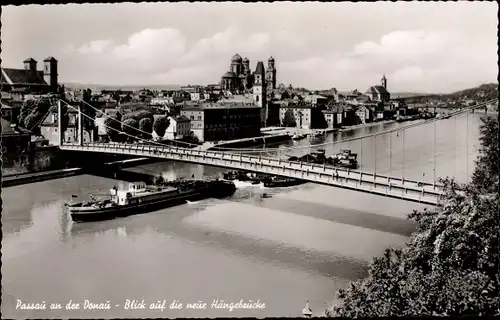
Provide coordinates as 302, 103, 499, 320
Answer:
18, 96, 68, 136
330, 115, 500, 318
138, 118, 153, 139
135, 110, 154, 123
282, 109, 296, 127
104, 115, 122, 141
122, 118, 139, 140
81, 88, 96, 140
471, 116, 499, 194
311, 108, 328, 129
153, 116, 169, 138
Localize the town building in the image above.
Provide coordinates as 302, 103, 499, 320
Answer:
365, 75, 391, 102
1, 57, 59, 94
40, 107, 94, 145
355, 105, 374, 124
304, 94, 328, 107
1, 117, 31, 154
279, 104, 313, 128
322, 110, 342, 128
219, 54, 276, 108
163, 115, 191, 140
180, 104, 261, 142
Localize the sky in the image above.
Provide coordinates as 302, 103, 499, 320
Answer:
2, 2, 498, 93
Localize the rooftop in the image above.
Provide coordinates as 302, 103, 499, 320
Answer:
1, 68, 48, 86
365, 85, 389, 95
255, 61, 265, 74
1, 117, 31, 136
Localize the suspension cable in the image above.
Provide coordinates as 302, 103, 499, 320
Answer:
79, 99, 199, 147
61, 100, 178, 149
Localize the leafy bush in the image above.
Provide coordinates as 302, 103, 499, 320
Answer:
153, 116, 170, 138
330, 115, 500, 318
121, 118, 139, 139
104, 116, 122, 141
138, 117, 153, 138
17, 96, 68, 135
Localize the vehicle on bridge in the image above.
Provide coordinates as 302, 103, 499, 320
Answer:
65, 179, 236, 223
287, 149, 358, 169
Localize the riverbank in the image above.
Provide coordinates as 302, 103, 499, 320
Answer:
2, 157, 159, 188
208, 132, 291, 150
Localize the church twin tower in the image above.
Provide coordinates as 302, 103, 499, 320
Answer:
220, 53, 277, 107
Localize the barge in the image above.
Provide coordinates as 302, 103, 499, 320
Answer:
222, 170, 305, 188
65, 179, 236, 223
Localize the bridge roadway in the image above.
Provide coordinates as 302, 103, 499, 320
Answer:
60, 142, 445, 206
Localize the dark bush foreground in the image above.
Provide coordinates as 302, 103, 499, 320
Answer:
330, 115, 500, 317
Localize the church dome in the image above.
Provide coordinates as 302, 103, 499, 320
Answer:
223, 71, 237, 78
231, 54, 243, 63
243, 57, 249, 63
268, 56, 275, 62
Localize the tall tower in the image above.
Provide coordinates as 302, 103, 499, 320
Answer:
230, 53, 243, 76
23, 58, 37, 74
265, 56, 277, 96
43, 57, 59, 93
253, 61, 266, 108
381, 74, 387, 90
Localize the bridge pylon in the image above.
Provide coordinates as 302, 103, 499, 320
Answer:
77, 102, 83, 146
57, 99, 63, 146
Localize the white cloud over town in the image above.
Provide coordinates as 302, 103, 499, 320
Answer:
2, 2, 497, 93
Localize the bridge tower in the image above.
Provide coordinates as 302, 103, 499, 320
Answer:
57, 98, 84, 146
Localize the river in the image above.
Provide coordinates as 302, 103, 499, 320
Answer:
1, 112, 485, 318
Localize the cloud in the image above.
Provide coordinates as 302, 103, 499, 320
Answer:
59, 26, 496, 92
78, 40, 113, 54
63, 26, 274, 84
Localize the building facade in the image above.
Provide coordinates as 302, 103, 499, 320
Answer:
365, 75, 391, 102
164, 115, 191, 140
181, 104, 261, 142
1, 57, 59, 94
279, 105, 313, 129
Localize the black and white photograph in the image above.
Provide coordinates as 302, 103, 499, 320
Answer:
1, 1, 499, 318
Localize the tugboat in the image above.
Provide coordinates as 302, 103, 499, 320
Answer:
312, 130, 325, 137
65, 180, 236, 223
331, 149, 358, 169
222, 170, 262, 184
263, 176, 306, 188
291, 132, 307, 140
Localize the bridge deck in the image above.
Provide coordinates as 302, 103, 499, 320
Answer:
60, 142, 445, 206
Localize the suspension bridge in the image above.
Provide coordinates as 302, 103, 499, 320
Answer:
56, 97, 498, 206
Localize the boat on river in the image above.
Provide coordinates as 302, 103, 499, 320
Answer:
65, 179, 236, 223
263, 176, 306, 188
222, 170, 304, 188
291, 132, 307, 140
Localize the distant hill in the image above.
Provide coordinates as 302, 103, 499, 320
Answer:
401, 83, 498, 103
62, 83, 182, 91
391, 92, 434, 98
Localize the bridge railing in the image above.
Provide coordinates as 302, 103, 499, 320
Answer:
65, 142, 444, 199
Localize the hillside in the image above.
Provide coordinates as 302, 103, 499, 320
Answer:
403, 83, 498, 103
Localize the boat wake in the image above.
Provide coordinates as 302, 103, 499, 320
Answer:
186, 200, 201, 205
232, 180, 260, 189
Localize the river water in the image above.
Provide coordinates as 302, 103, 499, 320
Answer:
1, 112, 485, 318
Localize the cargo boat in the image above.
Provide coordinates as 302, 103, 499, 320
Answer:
65, 179, 236, 223
263, 176, 306, 188
222, 170, 305, 188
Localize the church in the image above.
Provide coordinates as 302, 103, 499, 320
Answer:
220, 53, 277, 107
